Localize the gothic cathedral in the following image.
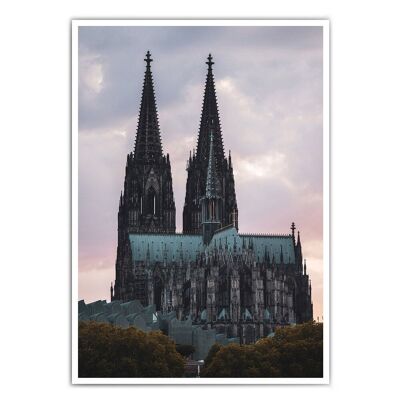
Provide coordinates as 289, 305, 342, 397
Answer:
111, 52, 313, 342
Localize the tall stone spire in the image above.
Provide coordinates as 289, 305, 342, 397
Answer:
195, 54, 225, 170
113, 51, 176, 302
183, 54, 238, 234
133, 51, 163, 162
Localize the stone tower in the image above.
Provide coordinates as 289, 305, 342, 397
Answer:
112, 51, 176, 301
183, 54, 238, 233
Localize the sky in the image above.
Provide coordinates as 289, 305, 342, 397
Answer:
78, 25, 324, 321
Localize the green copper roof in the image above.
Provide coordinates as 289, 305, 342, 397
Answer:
207, 226, 296, 264
129, 233, 203, 264
241, 234, 295, 264
129, 226, 295, 264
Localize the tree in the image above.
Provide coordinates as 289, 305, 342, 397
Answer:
78, 321, 185, 377
204, 343, 222, 368
201, 322, 323, 378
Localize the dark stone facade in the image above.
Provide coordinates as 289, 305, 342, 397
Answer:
112, 52, 313, 343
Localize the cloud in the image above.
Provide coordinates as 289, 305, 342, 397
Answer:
235, 152, 287, 181
80, 55, 104, 94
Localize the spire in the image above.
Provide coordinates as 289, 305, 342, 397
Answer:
296, 230, 303, 268
133, 51, 163, 162
205, 131, 221, 198
195, 54, 225, 169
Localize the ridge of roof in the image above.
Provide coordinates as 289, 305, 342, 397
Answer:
239, 233, 292, 238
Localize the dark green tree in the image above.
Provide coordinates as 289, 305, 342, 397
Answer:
204, 343, 222, 368
201, 322, 323, 378
78, 321, 185, 377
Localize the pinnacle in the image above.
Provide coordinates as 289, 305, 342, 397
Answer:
195, 54, 225, 171
133, 52, 163, 162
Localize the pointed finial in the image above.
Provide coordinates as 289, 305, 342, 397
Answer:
145, 50, 153, 66
297, 230, 301, 245
291, 222, 296, 237
206, 53, 214, 69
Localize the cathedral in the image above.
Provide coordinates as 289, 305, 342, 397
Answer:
111, 51, 313, 342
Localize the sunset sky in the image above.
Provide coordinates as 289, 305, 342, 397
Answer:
78, 25, 324, 321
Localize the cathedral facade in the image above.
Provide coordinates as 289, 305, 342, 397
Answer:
111, 52, 313, 343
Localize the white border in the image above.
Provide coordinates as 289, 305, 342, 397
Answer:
71, 19, 330, 385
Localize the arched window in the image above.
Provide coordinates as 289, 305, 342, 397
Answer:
146, 187, 157, 215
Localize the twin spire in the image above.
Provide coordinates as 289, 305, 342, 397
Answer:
196, 54, 225, 170
133, 51, 163, 162
133, 51, 224, 173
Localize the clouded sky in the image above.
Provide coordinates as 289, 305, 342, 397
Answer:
78, 25, 324, 321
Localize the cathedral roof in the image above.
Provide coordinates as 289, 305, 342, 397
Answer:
209, 226, 295, 264
129, 226, 296, 265
240, 234, 295, 264
129, 233, 203, 264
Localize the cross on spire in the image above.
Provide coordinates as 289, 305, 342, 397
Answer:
144, 50, 153, 66
206, 53, 214, 68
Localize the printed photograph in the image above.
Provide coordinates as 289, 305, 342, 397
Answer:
74, 21, 328, 383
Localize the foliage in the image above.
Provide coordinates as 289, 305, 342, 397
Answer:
201, 322, 323, 378
176, 344, 195, 358
78, 321, 185, 378
204, 343, 222, 368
